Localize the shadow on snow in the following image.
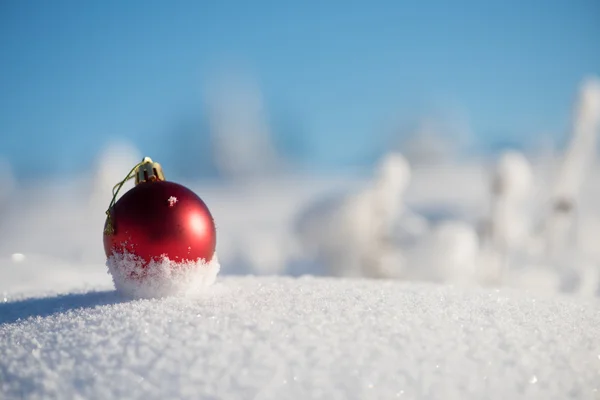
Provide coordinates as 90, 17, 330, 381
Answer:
0, 290, 126, 325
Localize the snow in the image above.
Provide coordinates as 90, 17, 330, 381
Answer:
1, 276, 599, 400
11, 253, 26, 263
106, 251, 220, 299
294, 152, 411, 278
167, 196, 178, 207
487, 151, 535, 253
552, 76, 600, 203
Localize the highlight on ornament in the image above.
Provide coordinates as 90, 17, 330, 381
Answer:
103, 156, 219, 298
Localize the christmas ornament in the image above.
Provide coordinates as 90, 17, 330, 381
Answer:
103, 157, 219, 297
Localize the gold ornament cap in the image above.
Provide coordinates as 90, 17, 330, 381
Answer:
135, 157, 165, 185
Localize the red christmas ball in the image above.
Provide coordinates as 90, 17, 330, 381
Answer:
103, 180, 216, 265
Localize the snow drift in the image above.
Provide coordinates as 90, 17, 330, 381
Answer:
1, 276, 599, 400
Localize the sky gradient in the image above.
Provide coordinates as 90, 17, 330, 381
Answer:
1, 0, 599, 179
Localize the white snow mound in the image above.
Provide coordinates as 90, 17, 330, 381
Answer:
1, 276, 599, 400
106, 251, 220, 299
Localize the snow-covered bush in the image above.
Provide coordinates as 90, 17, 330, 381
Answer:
294, 152, 411, 278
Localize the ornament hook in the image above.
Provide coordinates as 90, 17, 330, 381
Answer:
104, 157, 166, 235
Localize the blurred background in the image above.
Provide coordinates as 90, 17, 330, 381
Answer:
1, 0, 599, 296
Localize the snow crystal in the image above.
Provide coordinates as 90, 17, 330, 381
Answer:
0, 276, 599, 400
106, 251, 220, 299
167, 196, 178, 207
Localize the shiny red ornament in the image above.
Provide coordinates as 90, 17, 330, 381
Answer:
103, 158, 216, 266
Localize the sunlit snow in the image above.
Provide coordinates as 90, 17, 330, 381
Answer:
1, 277, 599, 400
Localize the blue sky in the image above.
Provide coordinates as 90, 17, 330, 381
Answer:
1, 0, 599, 178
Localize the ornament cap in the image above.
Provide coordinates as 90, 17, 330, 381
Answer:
135, 157, 165, 185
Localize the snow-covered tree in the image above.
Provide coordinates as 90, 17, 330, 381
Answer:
204, 73, 281, 180
295, 152, 411, 278
487, 151, 535, 255
544, 76, 600, 258
476, 151, 535, 284
409, 220, 480, 285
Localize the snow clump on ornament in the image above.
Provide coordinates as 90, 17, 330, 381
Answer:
106, 251, 220, 299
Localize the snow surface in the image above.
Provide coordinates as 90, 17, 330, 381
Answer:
2, 276, 599, 400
